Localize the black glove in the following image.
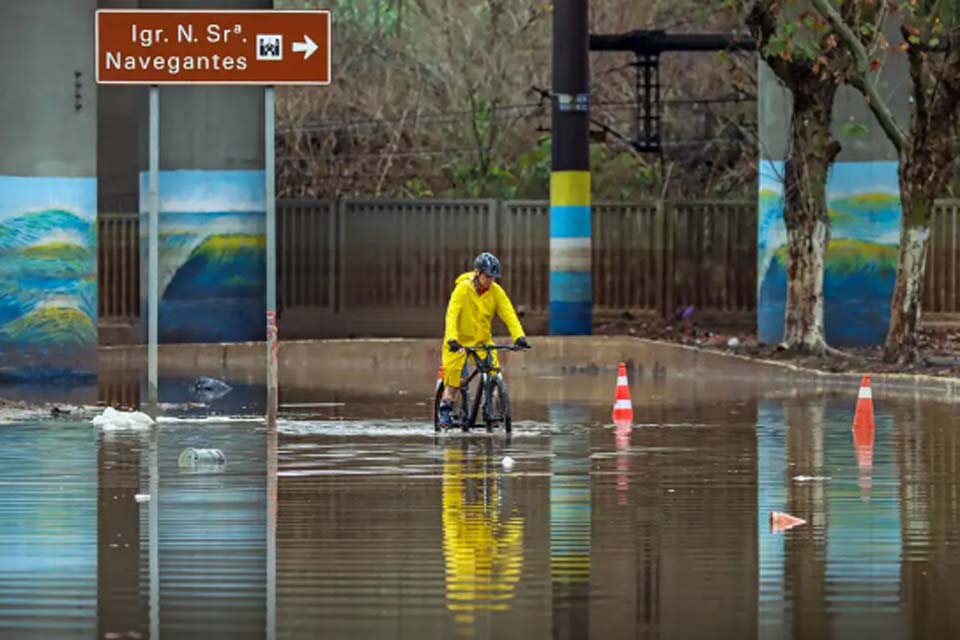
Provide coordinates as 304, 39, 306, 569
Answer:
514, 336, 530, 350
447, 339, 462, 353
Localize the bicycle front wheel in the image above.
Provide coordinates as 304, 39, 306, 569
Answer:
485, 375, 511, 433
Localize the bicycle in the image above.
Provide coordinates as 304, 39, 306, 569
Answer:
433, 343, 528, 433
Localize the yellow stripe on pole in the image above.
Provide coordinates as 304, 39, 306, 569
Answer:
550, 171, 591, 207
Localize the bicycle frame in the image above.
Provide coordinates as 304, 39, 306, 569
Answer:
460, 345, 512, 383
458, 345, 516, 427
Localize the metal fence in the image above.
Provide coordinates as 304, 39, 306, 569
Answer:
97, 212, 139, 322
96, 197, 960, 339
925, 200, 960, 323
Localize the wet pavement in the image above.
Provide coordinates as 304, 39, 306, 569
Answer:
1, 370, 960, 639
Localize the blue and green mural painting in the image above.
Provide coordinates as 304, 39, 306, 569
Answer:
758, 161, 901, 346
0, 176, 97, 379
140, 170, 265, 344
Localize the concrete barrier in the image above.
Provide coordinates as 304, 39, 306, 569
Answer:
97, 336, 960, 402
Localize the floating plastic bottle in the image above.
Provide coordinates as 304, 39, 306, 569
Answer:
178, 448, 226, 467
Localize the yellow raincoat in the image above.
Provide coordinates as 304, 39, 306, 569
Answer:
442, 271, 525, 388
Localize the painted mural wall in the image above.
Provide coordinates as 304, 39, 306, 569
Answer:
758, 161, 901, 346
140, 170, 265, 344
0, 175, 97, 379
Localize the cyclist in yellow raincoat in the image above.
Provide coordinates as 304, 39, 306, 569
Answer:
439, 252, 529, 427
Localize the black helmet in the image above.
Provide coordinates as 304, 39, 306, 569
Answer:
474, 252, 501, 278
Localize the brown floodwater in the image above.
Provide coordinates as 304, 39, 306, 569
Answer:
1, 371, 959, 639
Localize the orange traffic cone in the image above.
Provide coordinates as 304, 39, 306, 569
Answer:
770, 511, 806, 534
612, 362, 634, 426
853, 374, 874, 430
435, 366, 444, 391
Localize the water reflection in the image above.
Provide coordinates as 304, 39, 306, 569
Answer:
853, 421, 875, 499
549, 405, 591, 640
758, 398, 905, 639
0, 419, 268, 639
441, 443, 524, 625
4, 386, 960, 638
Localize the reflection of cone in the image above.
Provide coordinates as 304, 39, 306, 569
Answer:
853, 422, 875, 470
853, 415, 875, 502
614, 422, 631, 450
612, 362, 634, 426
617, 452, 629, 506
770, 511, 806, 534
853, 374, 875, 430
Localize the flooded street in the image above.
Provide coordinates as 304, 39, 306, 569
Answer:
1, 371, 959, 638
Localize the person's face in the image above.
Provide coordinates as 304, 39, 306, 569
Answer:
475, 269, 494, 288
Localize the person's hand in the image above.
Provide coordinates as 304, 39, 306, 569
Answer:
447, 339, 462, 353
514, 336, 530, 350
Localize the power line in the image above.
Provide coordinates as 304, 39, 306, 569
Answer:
278, 102, 544, 133
277, 95, 755, 134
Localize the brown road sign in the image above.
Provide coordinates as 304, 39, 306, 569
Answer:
96, 10, 330, 85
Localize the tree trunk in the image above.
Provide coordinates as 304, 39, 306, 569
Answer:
883, 155, 935, 364
781, 87, 838, 354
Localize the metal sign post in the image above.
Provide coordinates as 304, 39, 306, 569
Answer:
148, 86, 159, 407
265, 86, 278, 422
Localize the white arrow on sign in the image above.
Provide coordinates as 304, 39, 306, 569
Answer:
292, 35, 318, 60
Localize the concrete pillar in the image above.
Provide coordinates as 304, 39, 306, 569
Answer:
139, 0, 269, 345
0, 0, 99, 385
757, 39, 911, 347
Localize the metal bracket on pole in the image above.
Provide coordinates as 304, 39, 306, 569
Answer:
265, 86, 278, 423
148, 86, 159, 408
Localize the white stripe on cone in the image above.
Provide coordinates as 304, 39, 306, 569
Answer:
614, 399, 632, 409
617, 376, 628, 386
858, 386, 872, 399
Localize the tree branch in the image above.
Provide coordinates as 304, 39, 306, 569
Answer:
744, 0, 794, 84
809, 0, 909, 152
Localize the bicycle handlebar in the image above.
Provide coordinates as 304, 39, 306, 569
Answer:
462, 343, 530, 353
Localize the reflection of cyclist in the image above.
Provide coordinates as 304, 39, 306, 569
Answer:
442, 443, 524, 623
439, 252, 529, 428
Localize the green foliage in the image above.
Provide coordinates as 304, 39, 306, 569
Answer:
417, 136, 659, 201
753, 2, 833, 65
330, 0, 400, 33
841, 118, 870, 138
447, 137, 552, 199
589, 146, 658, 201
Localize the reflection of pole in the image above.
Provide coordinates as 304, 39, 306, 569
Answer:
148, 425, 159, 639
265, 86, 278, 423
266, 417, 277, 640
148, 86, 160, 408
549, 405, 591, 638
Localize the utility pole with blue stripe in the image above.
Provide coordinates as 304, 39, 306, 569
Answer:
550, 0, 591, 335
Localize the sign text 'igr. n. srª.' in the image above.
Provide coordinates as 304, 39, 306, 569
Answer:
104, 23, 248, 76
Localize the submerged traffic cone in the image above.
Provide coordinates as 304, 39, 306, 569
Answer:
435, 366, 444, 390
853, 374, 875, 430
612, 362, 634, 426
770, 511, 806, 534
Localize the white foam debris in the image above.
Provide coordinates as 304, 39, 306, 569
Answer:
792, 475, 832, 482
501, 456, 515, 471
134, 493, 151, 503
91, 407, 154, 429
